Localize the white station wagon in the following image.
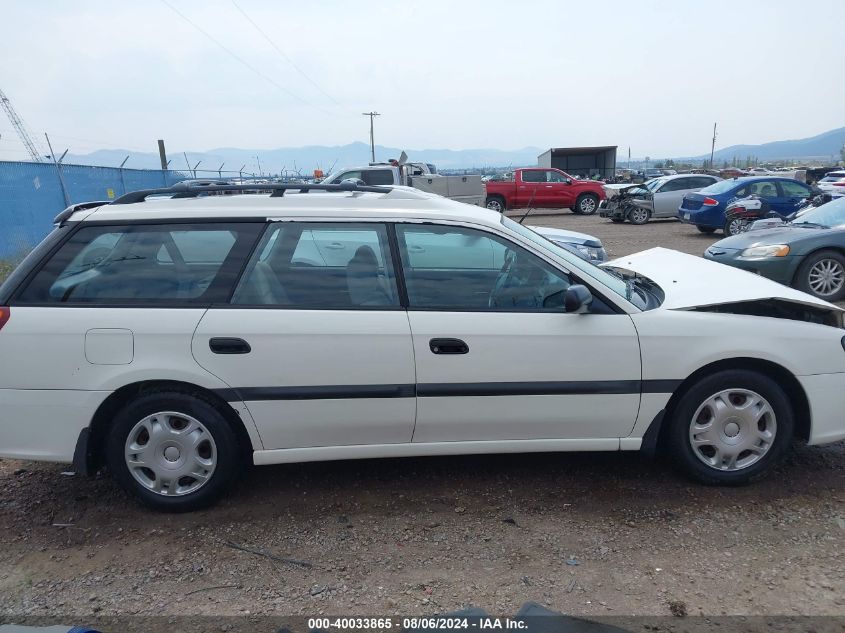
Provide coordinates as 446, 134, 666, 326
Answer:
2, 182, 845, 511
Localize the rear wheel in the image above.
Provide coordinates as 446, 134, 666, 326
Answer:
667, 370, 793, 485
696, 226, 717, 234
574, 194, 599, 215
485, 196, 505, 213
106, 391, 244, 511
795, 249, 845, 301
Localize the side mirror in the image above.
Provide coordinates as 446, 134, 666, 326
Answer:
564, 285, 593, 313
543, 284, 593, 312
564, 178, 572, 185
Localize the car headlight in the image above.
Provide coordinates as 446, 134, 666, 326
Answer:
571, 244, 603, 261
739, 244, 790, 258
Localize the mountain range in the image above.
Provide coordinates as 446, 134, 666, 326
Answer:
61, 126, 845, 174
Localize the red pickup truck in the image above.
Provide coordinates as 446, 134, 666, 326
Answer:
484, 168, 605, 215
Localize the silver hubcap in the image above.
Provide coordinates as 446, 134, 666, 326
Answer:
631, 209, 648, 223
808, 259, 845, 297
580, 197, 596, 213
487, 200, 502, 212
689, 388, 777, 471
124, 412, 217, 496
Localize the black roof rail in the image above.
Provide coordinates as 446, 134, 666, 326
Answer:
111, 181, 393, 205
53, 200, 112, 225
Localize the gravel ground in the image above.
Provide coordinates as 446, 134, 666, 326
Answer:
1, 213, 843, 621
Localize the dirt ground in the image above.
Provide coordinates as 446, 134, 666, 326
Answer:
1, 213, 843, 622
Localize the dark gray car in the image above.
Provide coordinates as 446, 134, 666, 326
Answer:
703, 197, 845, 301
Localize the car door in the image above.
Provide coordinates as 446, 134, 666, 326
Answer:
516, 169, 548, 207
546, 170, 575, 209
395, 222, 642, 444
191, 221, 416, 450
652, 178, 690, 217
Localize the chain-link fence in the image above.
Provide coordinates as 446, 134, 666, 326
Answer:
0, 160, 190, 260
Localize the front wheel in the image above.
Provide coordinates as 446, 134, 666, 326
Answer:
795, 249, 845, 301
574, 194, 599, 215
667, 370, 793, 485
627, 207, 650, 225
696, 226, 717, 234
724, 217, 747, 235
106, 391, 244, 511
485, 196, 505, 213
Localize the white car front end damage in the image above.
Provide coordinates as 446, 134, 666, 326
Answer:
606, 247, 845, 446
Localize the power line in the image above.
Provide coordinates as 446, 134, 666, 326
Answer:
160, 0, 328, 114
230, 0, 339, 106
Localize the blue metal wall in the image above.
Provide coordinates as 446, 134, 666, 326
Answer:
0, 161, 186, 259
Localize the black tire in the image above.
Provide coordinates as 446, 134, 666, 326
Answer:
574, 194, 599, 215
485, 196, 506, 213
724, 217, 747, 236
794, 249, 845, 302
667, 370, 794, 485
610, 217, 625, 224
696, 226, 717, 234
106, 390, 244, 512
627, 207, 650, 225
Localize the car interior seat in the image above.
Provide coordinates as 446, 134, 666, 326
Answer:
346, 245, 391, 306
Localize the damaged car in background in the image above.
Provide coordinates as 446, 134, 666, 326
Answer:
600, 174, 721, 225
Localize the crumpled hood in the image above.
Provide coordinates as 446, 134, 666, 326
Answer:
604, 247, 840, 311
601, 182, 648, 199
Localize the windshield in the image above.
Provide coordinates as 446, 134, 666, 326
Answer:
501, 216, 635, 303
644, 178, 664, 192
792, 197, 845, 228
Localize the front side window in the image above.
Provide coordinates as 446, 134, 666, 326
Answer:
232, 222, 399, 308
396, 224, 571, 311
546, 171, 569, 183
16, 223, 260, 304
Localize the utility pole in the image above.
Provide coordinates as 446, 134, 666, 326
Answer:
44, 133, 70, 206
362, 111, 380, 163
710, 122, 717, 169
157, 140, 168, 170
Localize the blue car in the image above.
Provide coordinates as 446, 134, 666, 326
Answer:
678, 176, 813, 234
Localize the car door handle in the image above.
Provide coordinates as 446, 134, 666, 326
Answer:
324, 242, 345, 250
209, 337, 251, 354
429, 338, 469, 355
408, 245, 425, 252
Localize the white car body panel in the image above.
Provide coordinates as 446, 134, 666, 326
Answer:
192, 309, 417, 449
406, 311, 641, 442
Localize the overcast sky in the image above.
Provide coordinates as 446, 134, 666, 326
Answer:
1, 0, 842, 162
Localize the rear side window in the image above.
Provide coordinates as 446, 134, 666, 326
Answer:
232, 222, 399, 308
15, 223, 262, 304
779, 180, 811, 197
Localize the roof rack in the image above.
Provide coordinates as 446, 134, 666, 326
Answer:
111, 181, 394, 205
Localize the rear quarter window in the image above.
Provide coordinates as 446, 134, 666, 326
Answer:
14, 223, 262, 305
